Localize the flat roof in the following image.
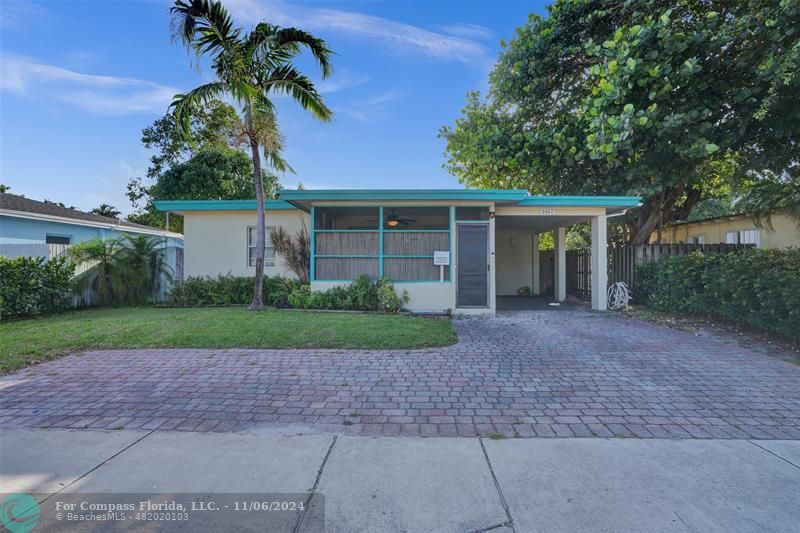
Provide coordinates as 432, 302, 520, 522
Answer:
153, 190, 641, 213
279, 189, 530, 202
153, 199, 296, 212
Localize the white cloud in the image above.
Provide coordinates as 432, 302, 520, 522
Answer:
436, 23, 494, 40
366, 90, 400, 107
0, 54, 180, 115
0, 1, 47, 30
336, 89, 401, 122
317, 71, 371, 94
225, 0, 489, 64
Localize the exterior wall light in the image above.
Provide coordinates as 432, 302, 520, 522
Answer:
489, 211, 495, 219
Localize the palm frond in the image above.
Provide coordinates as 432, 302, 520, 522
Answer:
170, 81, 228, 140
250, 104, 295, 174
245, 24, 334, 79
265, 65, 333, 122
273, 27, 334, 79
737, 176, 800, 231
170, 0, 239, 54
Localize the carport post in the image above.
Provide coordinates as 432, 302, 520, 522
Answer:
591, 215, 608, 311
532, 233, 541, 296
554, 227, 566, 302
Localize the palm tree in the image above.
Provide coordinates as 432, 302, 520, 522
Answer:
91, 204, 121, 218
738, 175, 800, 231
116, 234, 173, 303
169, 0, 333, 310
270, 221, 310, 282
69, 235, 173, 306
69, 238, 123, 306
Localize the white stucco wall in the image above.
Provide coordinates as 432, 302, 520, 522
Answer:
182, 209, 309, 278
311, 280, 454, 313
495, 229, 533, 296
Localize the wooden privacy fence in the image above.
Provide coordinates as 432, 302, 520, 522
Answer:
567, 243, 754, 300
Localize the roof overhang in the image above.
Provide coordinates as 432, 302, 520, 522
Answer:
152, 191, 641, 215
152, 200, 296, 213
278, 189, 531, 212
278, 189, 641, 214
518, 195, 641, 215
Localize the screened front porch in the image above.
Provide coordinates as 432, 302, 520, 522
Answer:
311, 206, 453, 283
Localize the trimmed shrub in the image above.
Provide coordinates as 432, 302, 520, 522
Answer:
169, 274, 299, 306
0, 256, 75, 319
636, 248, 800, 339
288, 276, 408, 313
167, 274, 408, 313
377, 278, 410, 313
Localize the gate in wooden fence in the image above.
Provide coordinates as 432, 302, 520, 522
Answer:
568, 243, 754, 300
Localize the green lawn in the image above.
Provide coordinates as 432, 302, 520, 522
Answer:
0, 307, 457, 373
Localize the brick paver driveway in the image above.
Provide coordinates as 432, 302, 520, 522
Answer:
2, 310, 799, 439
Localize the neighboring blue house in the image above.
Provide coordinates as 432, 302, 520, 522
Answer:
0, 192, 183, 279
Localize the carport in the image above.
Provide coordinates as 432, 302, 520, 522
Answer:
494, 197, 639, 311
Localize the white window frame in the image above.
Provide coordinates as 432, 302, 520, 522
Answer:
690, 235, 705, 245
247, 226, 275, 267
738, 229, 760, 247
725, 229, 760, 247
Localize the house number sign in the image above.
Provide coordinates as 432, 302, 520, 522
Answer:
433, 251, 450, 266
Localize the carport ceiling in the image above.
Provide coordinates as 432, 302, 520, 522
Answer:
495, 215, 592, 233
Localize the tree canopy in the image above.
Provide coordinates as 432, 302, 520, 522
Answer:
91, 204, 121, 219
440, 0, 800, 243
126, 99, 282, 231
151, 147, 281, 201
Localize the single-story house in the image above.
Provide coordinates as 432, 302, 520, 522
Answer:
650, 212, 798, 248
154, 189, 639, 314
1, 192, 184, 276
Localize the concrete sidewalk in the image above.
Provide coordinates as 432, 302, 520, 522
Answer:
1, 429, 799, 532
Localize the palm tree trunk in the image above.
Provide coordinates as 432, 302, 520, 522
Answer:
247, 110, 266, 310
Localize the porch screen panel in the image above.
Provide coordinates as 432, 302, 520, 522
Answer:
384, 258, 449, 281
315, 232, 380, 255
315, 257, 379, 280
383, 232, 449, 256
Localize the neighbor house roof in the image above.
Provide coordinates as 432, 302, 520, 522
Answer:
0, 192, 182, 238
665, 213, 751, 227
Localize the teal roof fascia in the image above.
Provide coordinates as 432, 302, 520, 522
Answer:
517, 196, 641, 207
153, 200, 296, 212
278, 189, 529, 202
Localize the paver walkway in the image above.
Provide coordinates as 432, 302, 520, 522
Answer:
1, 310, 799, 439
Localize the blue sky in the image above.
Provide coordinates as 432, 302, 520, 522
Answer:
1, 0, 546, 215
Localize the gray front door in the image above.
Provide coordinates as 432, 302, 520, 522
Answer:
457, 224, 489, 307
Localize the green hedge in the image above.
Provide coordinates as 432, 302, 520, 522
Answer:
168, 274, 301, 307
0, 256, 75, 319
287, 276, 409, 313
168, 274, 409, 313
637, 248, 800, 339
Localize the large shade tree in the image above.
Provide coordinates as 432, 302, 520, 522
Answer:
440, 0, 800, 243
127, 100, 282, 232
170, 0, 333, 309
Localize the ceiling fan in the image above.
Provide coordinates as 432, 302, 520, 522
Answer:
371, 209, 417, 227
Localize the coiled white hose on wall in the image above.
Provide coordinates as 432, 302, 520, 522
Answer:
607, 282, 630, 310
